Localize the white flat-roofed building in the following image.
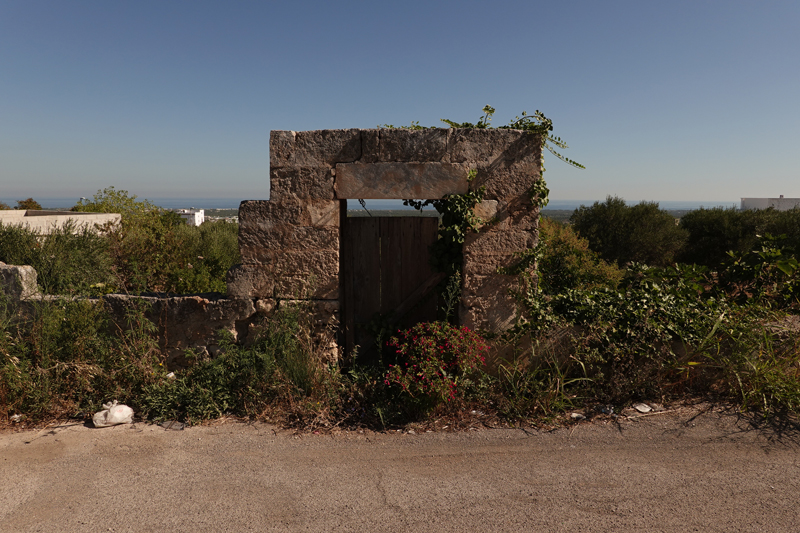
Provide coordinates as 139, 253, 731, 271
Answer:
741, 196, 800, 211
177, 208, 205, 226
0, 210, 121, 233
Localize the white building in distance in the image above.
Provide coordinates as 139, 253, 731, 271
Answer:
177, 208, 205, 226
740, 196, 800, 211
0, 210, 120, 233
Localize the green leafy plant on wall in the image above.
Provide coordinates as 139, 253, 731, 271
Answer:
399, 106, 584, 276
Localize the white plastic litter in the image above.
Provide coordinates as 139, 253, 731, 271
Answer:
92, 401, 134, 428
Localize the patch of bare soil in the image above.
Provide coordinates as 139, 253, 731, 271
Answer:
2, 405, 799, 532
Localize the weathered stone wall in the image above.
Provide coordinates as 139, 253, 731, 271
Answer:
0, 265, 254, 369
228, 128, 543, 335
104, 294, 255, 368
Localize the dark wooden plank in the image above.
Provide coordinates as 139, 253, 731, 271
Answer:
419, 217, 439, 319
380, 218, 406, 317
348, 217, 382, 355
343, 215, 441, 361
399, 217, 439, 328
386, 271, 446, 326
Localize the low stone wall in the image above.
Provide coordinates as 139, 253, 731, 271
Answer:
103, 294, 256, 368
0, 210, 121, 233
0, 264, 335, 370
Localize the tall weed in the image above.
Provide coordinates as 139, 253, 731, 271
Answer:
0, 296, 165, 422
141, 302, 338, 423
0, 222, 113, 295
687, 310, 800, 415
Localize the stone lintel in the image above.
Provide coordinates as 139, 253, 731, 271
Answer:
334, 162, 470, 199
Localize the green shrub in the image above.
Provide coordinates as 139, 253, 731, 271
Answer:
71, 187, 161, 218
142, 302, 337, 423
165, 221, 240, 294
668, 305, 800, 416
0, 222, 114, 295
0, 296, 164, 422
72, 188, 239, 294
716, 234, 800, 308
679, 207, 800, 268
538, 218, 623, 295
570, 196, 687, 267
679, 207, 769, 266
15, 198, 42, 210
544, 265, 717, 402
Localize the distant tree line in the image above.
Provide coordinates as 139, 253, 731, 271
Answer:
0, 198, 42, 210
566, 195, 800, 269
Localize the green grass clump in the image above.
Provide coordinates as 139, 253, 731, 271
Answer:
0, 296, 164, 422
0, 222, 114, 295
141, 302, 340, 424
0, 188, 239, 296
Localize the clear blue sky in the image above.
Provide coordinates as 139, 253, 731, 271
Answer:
1, 1, 798, 204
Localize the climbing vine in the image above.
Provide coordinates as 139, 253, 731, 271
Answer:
400, 106, 583, 278
404, 169, 484, 277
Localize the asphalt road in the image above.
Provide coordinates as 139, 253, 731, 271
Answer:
2, 407, 799, 532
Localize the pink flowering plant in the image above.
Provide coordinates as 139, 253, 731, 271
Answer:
384, 321, 489, 409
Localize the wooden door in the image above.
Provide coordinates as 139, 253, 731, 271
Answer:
342, 216, 442, 360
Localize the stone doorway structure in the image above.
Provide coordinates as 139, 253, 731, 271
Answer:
226, 127, 544, 353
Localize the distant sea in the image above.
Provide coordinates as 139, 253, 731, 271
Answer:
1, 197, 739, 212
0, 197, 244, 210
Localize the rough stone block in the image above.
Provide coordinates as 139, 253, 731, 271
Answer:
269, 130, 296, 168
269, 167, 336, 201
468, 197, 541, 232
462, 253, 531, 276
277, 299, 340, 326
255, 298, 276, 315
270, 129, 362, 168
334, 162, 470, 199
227, 251, 339, 300
0, 262, 39, 300
472, 200, 499, 221
486, 197, 541, 231
273, 275, 338, 300
462, 273, 520, 300
239, 199, 339, 229
226, 264, 275, 299
459, 295, 519, 333
463, 230, 536, 256
361, 129, 381, 164
448, 128, 543, 170
239, 225, 339, 263
459, 273, 524, 332
470, 168, 542, 200
377, 128, 448, 162
104, 294, 256, 370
